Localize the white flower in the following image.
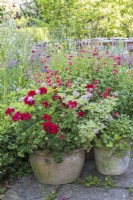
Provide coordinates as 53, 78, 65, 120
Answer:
16, 86, 22, 92
18, 97, 24, 102
27, 96, 34, 102
86, 93, 93, 98
77, 77, 82, 81
29, 84, 34, 87
94, 129, 99, 134
109, 115, 114, 121
74, 81, 79, 85
41, 82, 47, 87
81, 95, 88, 100
89, 88, 94, 92
101, 123, 105, 129
112, 92, 119, 97
81, 93, 93, 100
73, 91, 80, 96
35, 89, 41, 94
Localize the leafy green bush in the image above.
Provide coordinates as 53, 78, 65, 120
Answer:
0, 103, 31, 181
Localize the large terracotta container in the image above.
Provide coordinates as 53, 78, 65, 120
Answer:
30, 149, 85, 184
94, 146, 130, 175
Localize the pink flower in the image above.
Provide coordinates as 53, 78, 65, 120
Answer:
42, 59, 46, 63
43, 114, 52, 121
113, 68, 118, 74
94, 79, 99, 85
113, 111, 118, 118
21, 112, 32, 120
24, 96, 35, 106
68, 101, 77, 108
95, 68, 99, 72
5, 107, 15, 115
68, 62, 72, 65
42, 101, 49, 108
12, 112, 22, 122
38, 87, 47, 94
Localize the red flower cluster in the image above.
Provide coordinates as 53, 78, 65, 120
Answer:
21, 113, 32, 120
66, 78, 71, 88
86, 84, 95, 92
102, 88, 111, 98
38, 87, 47, 94
78, 111, 85, 117
43, 114, 52, 121
28, 90, 36, 96
24, 96, 35, 106
68, 101, 77, 108
42, 101, 49, 108
12, 112, 22, 122
12, 112, 32, 122
43, 121, 59, 134
5, 107, 15, 115
62, 102, 69, 108
52, 94, 61, 100
46, 70, 62, 87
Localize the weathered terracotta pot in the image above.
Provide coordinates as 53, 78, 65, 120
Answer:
29, 149, 85, 184
94, 146, 130, 175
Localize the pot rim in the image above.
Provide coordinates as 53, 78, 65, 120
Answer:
31, 148, 84, 156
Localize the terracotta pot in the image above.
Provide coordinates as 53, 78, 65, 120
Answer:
29, 149, 85, 184
94, 146, 130, 175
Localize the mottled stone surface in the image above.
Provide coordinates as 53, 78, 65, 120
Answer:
3, 158, 133, 200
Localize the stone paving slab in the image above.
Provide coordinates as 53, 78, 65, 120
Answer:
2, 158, 133, 200
57, 185, 129, 200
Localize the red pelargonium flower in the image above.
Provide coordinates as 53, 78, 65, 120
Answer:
12, 112, 22, 122
86, 84, 95, 92
50, 123, 59, 134
52, 94, 62, 101
43, 121, 52, 132
94, 79, 99, 85
38, 87, 47, 94
21, 112, 32, 120
68, 101, 77, 108
102, 88, 111, 98
113, 68, 118, 74
5, 107, 15, 115
42, 101, 49, 108
78, 111, 85, 117
43, 114, 52, 121
60, 134, 65, 140
62, 103, 69, 108
28, 90, 36, 96
113, 111, 118, 118
24, 96, 35, 106
43, 122, 59, 134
